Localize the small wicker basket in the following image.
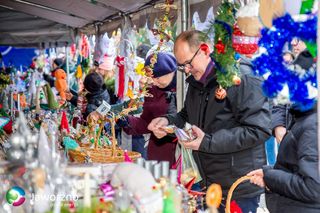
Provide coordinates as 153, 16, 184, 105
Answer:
225, 176, 251, 213
70, 107, 142, 164
68, 147, 141, 163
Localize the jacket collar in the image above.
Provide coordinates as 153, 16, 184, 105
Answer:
186, 66, 218, 90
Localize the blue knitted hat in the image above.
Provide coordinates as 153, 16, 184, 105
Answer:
145, 52, 177, 78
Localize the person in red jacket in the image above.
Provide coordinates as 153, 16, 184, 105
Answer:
120, 52, 177, 166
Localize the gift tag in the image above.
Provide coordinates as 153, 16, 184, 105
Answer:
96, 101, 111, 116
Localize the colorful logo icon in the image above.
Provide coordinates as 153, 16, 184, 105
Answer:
6, 186, 25, 206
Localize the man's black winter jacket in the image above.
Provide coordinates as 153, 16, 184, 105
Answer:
167, 71, 271, 199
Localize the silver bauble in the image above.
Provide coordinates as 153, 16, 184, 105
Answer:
7, 149, 24, 162
10, 134, 26, 149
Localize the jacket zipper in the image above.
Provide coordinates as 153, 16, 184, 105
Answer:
198, 90, 204, 126
196, 90, 210, 188
201, 92, 209, 128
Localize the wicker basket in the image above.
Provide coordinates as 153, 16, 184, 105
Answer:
225, 176, 251, 213
68, 147, 141, 163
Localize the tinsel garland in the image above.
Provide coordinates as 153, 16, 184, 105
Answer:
210, 0, 240, 89
252, 14, 317, 111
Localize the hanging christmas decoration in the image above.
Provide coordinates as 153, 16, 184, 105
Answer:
215, 86, 227, 100
259, 0, 285, 28
115, 56, 125, 99
206, 183, 222, 210
252, 13, 317, 111
299, 0, 317, 57
60, 111, 70, 134
75, 64, 83, 79
80, 34, 90, 59
210, 0, 240, 100
299, 0, 315, 14
236, 0, 262, 37
215, 39, 226, 54
232, 25, 259, 55
143, 0, 177, 81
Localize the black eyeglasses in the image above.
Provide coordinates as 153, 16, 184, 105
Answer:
177, 47, 201, 72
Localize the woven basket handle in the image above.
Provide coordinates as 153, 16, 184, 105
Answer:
225, 176, 251, 213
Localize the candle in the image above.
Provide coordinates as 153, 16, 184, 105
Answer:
53, 191, 62, 213
136, 158, 144, 167
150, 160, 157, 165
10, 92, 13, 117
161, 161, 169, 178
144, 161, 153, 173
51, 133, 56, 159
83, 172, 91, 208
17, 93, 20, 112
153, 163, 161, 179
169, 169, 178, 185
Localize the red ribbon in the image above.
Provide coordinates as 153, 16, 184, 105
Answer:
116, 56, 125, 99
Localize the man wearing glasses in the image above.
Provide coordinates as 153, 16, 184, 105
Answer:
148, 30, 271, 212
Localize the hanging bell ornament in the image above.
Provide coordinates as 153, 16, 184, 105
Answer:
215, 86, 227, 100
232, 75, 241, 86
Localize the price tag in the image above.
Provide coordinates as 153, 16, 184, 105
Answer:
96, 101, 111, 116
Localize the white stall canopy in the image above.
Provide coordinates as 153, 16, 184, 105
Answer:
0, 0, 160, 47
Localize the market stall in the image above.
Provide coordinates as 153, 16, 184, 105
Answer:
0, 0, 319, 213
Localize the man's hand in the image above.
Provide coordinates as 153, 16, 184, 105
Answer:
274, 126, 286, 143
148, 117, 169, 139
247, 169, 266, 188
180, 125, 205, 150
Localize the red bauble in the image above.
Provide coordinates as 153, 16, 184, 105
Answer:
215, 40, 226, 54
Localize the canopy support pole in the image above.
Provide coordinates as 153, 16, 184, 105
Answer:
66, 45, 70, 87
176, 0, 189, 111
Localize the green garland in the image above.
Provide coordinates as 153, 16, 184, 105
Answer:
0, 73, 10, 91
211, 0, 240, 88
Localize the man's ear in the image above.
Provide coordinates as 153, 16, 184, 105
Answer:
200, 43, 211, 55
